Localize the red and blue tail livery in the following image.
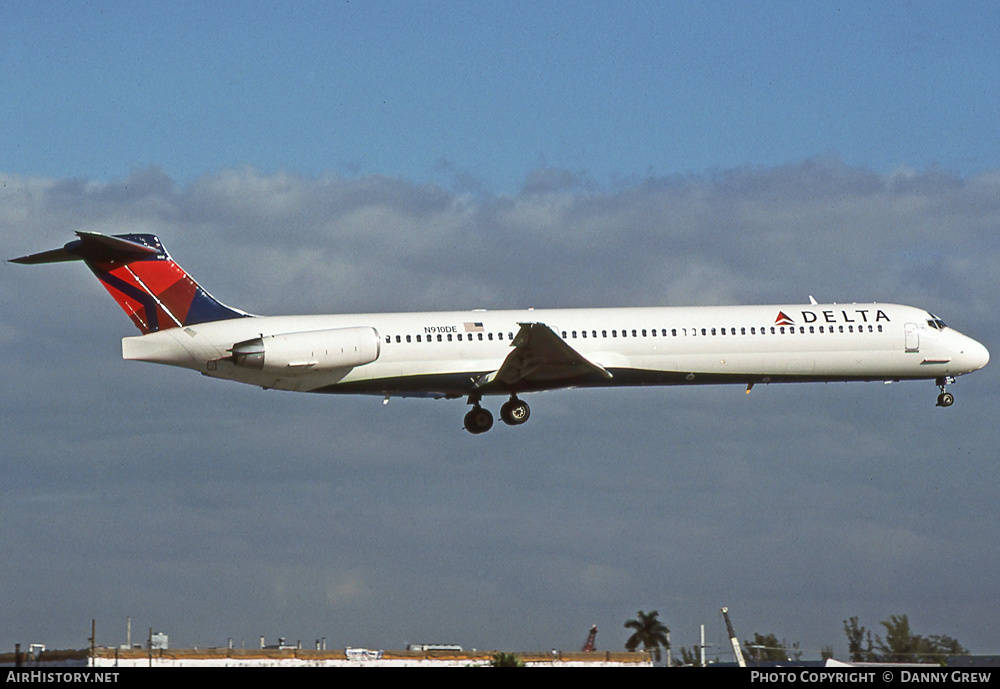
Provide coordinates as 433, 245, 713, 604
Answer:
11, 232, 989, 433
12, 232, 248, 334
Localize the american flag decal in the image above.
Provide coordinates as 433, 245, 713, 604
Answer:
464, 322, 484, 332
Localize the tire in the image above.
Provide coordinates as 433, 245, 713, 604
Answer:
464, 407, 494, 433
500, 399, 531, 426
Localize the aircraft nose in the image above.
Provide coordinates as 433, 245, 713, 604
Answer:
963, 338, 990, 372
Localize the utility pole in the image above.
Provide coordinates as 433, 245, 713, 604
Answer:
700, 624, 706, 667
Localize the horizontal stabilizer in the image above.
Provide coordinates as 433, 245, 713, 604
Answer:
10, 231, 161, 265
10, 246, 80, 264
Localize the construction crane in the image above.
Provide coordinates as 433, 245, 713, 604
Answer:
581, 625, 598, 652
720, 607, 746, 667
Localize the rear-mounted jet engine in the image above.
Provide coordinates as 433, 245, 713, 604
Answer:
228, 327, 380, 373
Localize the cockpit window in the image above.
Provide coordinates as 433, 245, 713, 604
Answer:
926, 314, 947, 330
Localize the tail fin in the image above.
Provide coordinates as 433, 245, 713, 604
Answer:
11, 232, 250, 334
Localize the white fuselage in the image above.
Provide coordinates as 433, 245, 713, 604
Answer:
121, 302, 989, 399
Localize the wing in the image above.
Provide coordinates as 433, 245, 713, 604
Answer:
477, 322, 613, 390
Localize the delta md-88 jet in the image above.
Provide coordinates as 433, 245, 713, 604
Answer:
13, 232, 989, 434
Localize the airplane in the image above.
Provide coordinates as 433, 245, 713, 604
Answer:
11, 232, 990, 434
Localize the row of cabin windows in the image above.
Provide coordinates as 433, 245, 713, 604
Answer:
561, 324, 885, 338
387, 332, 516, 344
561, 324, 884, 338
383, 323, 883, 344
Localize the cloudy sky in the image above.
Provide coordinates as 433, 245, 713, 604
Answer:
2, 2, 998, 660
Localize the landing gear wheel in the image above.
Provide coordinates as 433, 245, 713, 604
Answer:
500, 397, 531, 426
464, 406, 494, 434
935, 376, 956, 408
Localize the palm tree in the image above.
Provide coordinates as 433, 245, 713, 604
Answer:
624, 609, 670, 663
490, 651, 525, 667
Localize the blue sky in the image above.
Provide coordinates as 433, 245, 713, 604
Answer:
3, 2, 999, 661
4, 2, 998, 189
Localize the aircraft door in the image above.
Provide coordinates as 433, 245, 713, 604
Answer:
904, 323, 920, 352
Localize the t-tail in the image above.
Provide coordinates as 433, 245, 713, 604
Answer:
11, 232, 250, 334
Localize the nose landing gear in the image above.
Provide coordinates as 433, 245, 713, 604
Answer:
936, 376, 956, 407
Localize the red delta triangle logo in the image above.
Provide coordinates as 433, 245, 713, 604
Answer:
774, 311, 795, 326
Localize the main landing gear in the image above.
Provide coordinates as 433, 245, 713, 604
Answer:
936, 376, 956, 408
463, 394, 531, 434
500, 396, 531, 426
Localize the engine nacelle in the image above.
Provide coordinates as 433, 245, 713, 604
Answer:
229, 327, 380, 373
